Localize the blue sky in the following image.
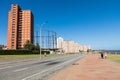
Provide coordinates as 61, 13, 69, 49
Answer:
0, 0, 120, 50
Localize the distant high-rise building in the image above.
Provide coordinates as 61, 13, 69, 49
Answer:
7, 4, 34, 49
57, 37, 64, 48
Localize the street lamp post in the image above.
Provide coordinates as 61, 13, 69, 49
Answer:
40, 26, 42, 59
40, 21, 48, 59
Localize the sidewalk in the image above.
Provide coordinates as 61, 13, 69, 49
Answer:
49, 53, 120, 80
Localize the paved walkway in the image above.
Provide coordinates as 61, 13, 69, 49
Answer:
49, 53, 120, 80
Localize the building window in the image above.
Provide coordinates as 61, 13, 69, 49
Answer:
12, 28, 15, 30
12, 36, 14, 38
12, 23, 15, 25
12, 20, 15, 23
12, 33, 14, 36
11, 45, 14, 49
12, 12, 16, 15
12, 25, 15, 27
12, 13, 16, 16
12, 15, 15, 18
12, 19, 15, 21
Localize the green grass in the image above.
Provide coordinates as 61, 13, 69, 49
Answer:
108, 54, 120, 63
0, 54, 67, 60
0, 54, 41, 60
48, 53, 65, 56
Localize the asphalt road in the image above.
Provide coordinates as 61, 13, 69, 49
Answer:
0, 54, 85, 80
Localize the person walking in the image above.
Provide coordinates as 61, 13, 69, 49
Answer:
104, 52, 107, 59
100, 51, 104, 59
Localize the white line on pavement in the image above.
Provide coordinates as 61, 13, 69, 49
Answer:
0, 66, 12, 70
13, 67, 29, 72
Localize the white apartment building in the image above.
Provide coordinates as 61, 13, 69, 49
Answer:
57, 37, 91, 53
57, 37, 64, 48
62, 40, 81, 53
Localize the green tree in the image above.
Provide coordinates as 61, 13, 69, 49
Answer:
87, 49, 92, 52
35, 43, 40, 50
24, 40, 34, 50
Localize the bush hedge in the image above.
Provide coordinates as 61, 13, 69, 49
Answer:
0, 50, 50, 55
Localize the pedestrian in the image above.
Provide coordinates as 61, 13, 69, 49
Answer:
104, 52, 107, 59
44, 52, 47, 57
100, 52, 104, 59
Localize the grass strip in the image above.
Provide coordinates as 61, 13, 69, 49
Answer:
108, 54, 120, 63
0, 54, 40, 60
0, 54, 67, 60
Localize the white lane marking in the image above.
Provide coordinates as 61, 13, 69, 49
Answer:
22, 55, 83, 80
13, 67, 29, 72
0, 66, 12, 70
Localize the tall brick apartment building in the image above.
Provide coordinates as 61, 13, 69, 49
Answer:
7, 4, 34, 49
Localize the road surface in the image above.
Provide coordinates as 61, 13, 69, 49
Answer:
0, 54, 85, 80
